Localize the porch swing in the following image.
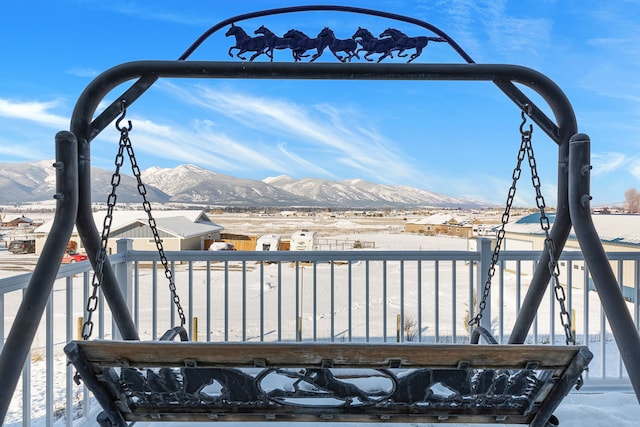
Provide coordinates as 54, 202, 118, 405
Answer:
64, 104, 593, 427
2, 5, 640, 427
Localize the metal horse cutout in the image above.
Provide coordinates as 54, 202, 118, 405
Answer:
282, 29, 324, 62
351, 27, 397, 62
317, 27, 360, 62
225, 23, 269, 61
225, 24, 446, 63
379, 28, 448, 63
254, 25, 294, 60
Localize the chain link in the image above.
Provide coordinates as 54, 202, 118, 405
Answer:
81, 118, 128, 340
469, 114, 528, 328
524, 121, 576, 346
124, 129, 187, 328
470, 109, 576, 348
81, 101, 186, 340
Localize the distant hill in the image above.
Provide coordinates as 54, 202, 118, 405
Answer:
263, 175, 479, 208
0, 160, 169, 204
0, 161, 485, 208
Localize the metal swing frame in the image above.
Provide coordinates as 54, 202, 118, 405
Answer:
1, 5, 639, 426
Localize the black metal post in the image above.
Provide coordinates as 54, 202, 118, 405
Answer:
0, 132, 79, 424
568, 133, 640, 402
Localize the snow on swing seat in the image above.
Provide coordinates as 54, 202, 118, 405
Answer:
65, 340, 591, 426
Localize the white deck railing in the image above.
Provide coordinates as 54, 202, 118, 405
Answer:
1, 238, 638, 426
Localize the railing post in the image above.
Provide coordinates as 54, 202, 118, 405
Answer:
114, 239, 134, 340
477, 238, 492, 332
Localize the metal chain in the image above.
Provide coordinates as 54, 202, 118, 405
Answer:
81, 101, 186, 340
81, 107, 129, 340
122, 113, 187, 328
524, 120, 576, 346
469, 113, 529, 328
470, 108, 576, 349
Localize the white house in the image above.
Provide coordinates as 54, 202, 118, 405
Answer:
33, 209, 223, 255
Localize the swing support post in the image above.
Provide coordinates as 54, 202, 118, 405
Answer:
568, 134, 640, 401
0, 132, 79, 422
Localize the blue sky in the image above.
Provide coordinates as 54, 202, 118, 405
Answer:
0, 1, 638, 207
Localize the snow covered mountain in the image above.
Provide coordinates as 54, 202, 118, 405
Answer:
0, 161, 483, 208
0, 160, 169, 204
263, 175, 477, 208
141, 165, 312, 206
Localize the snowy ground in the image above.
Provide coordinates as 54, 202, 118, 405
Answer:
2, 212, 639, 426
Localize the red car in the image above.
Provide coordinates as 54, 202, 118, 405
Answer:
61, 250, 88, 264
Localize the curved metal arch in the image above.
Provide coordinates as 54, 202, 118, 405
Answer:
178, 5, 474, 62
89, 6, 563, 145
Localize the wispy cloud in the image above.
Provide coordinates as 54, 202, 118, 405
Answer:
123, 117, 289, 174
0, 98, 68, 128
160, 83, 431, 186
275, 142, 335, 178
628, 158, 640, 181
86, 1, 210, 27
416, 0, 552, 61
591, 152, 630, 176
66, 67, 100, 78
0, 139, 48, 161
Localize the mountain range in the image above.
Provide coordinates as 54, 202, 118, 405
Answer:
0, 161, 484, 208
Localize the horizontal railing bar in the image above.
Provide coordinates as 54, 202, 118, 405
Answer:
0, 262, 93, 293
3, 249, 638, 294
128, 249, 481, 262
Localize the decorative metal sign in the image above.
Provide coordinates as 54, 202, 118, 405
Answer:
226, 24, 448, 63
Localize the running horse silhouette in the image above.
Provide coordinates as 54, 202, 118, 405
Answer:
282, 29, 324, 61
317, 27, 360, 62
254, 25, 294, 61
225, 24, 269, 61
379, 28, 448, 63
352, 27, 396, 62
292, 368, 373, 405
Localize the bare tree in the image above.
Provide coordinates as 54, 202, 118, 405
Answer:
624, 188, 640, 213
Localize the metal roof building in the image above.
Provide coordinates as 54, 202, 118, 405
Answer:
33, 209, 223, 254
504, 213, 640, 252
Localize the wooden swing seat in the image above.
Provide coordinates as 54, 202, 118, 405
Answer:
65, 340, 591, 426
